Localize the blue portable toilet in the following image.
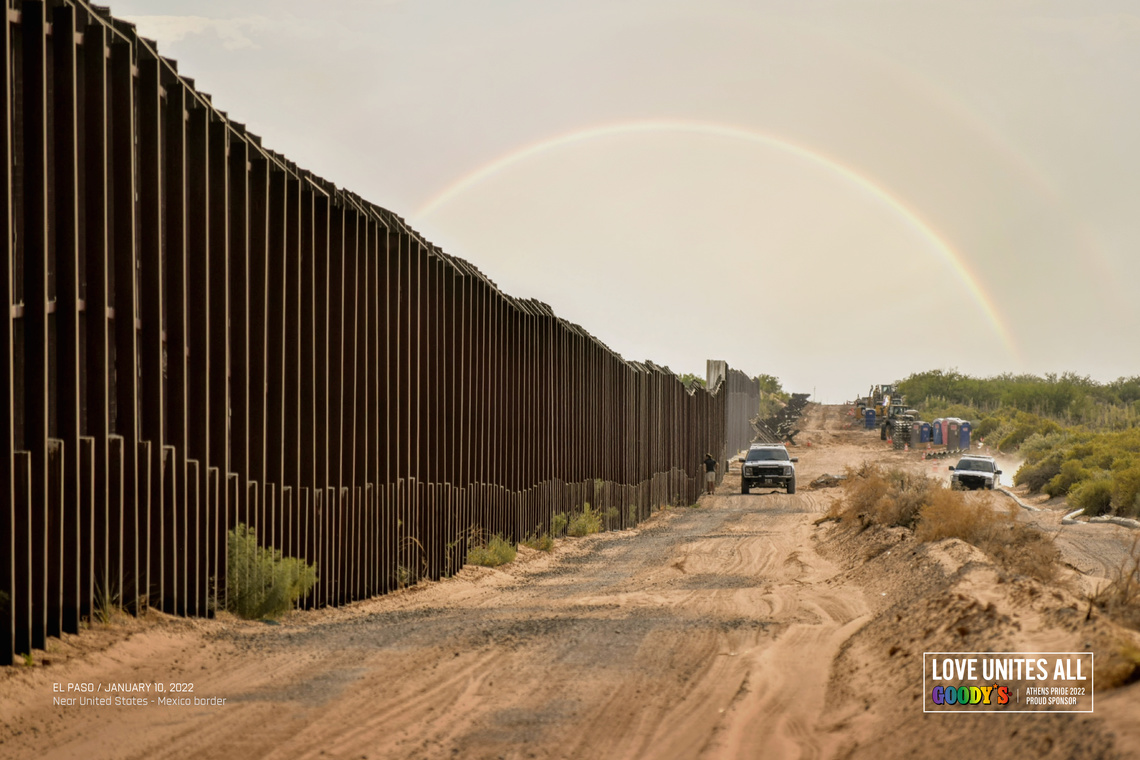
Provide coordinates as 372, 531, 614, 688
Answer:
932, 418, 943, 445
960, 421, 972, 450
947, 420, 960, 451
920, 422, 932, 444
864, 408, 876, 429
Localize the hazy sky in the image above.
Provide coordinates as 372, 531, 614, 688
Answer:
118, 0, 1140, 402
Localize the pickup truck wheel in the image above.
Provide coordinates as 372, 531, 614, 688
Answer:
741, 483, 750, 494
787, 479, 796, 495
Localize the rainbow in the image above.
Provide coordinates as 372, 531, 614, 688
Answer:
415, 119, 1019, 357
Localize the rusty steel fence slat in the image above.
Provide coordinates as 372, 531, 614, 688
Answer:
0, 0, 765, 666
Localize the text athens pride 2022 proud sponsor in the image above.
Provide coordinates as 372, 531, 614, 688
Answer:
922, 652, 1094, 713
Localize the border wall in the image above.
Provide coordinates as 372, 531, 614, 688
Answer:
0, 0, 757, 664
706, 360, 760, 460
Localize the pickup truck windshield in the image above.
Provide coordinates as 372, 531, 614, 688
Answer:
746, 448, 789, 462
956, 460, 994, 472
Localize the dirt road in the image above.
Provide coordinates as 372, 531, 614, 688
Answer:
2, 405, 1138, 759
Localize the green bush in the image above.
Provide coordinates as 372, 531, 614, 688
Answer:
467, 534, 517, 567
551, 512, 569, 537
1128, 493, 1140, 520
998, 416, 1062, 452
1014, 454, 1063, 492
1112, 465, 1140, 516
1070, 477, 1114, 516
1044, 459, 1089, 497
972, 415, 1004, 441
226, 524, 318, 620
567, 503, 603, 537
1013, 427, 1140, 515
1019, 431, 1073, 462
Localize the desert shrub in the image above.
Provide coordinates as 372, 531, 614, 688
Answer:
836, 464, 936, 529
1111, 465, 1140, 517
836, 465, 1058, 581
915, 490, 1005, 544
1044, 459, 1090, 497
567, 503, 603, 537
521, 529, 554, 552
467, 534, 517, 567
831, 464, 888, 526
1015, 454, 1063, 492
1070, 477, 1114, 516
550, 512, 569, 538
1019, 431, 1072, 462
1091, 540, 1140, 632
1015, 427, 1140, 515
916, 491, 1058, 581
997, 414, 1062, 452
985, 524, 1060, 583
972, 415, 1004, 441
226, 524, 318, 620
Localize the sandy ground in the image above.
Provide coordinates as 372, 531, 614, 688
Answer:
2, 404, 1138, 759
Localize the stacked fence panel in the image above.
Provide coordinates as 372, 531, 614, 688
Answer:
0, 0, 752, 665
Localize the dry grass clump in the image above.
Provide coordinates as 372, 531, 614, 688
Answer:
834, 464, 1059, 581
833, 464, 937, 529
983, 521, 1060, 583
915, 489, 1006, 543
918, 493, 1059, 582
1089, 541, 1140, 689
1092, 539, 1140, 632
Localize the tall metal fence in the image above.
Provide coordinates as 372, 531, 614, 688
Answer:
0, 0, 746, 666
706, 360, 760, 459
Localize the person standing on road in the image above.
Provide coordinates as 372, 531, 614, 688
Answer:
703, 453, 717, 495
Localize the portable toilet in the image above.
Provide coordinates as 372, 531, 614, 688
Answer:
864, 408, 876, 429
959, 421, 972, 450
910, 421, 922, 446
920, 422, 932, 444
947, 420, 960, 451
932, 418, 943, 445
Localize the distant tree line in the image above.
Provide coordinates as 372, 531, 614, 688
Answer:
898, 370, 1140, 425
896, 370, 1140, 518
